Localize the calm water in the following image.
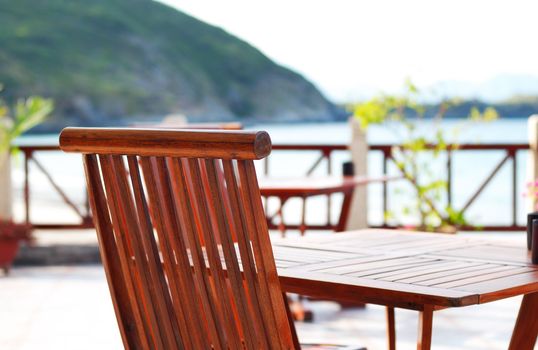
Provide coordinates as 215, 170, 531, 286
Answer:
255, 118, 528, 144
11, 118, 532, 229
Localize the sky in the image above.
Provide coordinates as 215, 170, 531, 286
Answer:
158, 0, 538, 102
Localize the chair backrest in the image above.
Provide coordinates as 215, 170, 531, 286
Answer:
60, 127, 295, 350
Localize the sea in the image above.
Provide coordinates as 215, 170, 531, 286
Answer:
10, 118, 533, 231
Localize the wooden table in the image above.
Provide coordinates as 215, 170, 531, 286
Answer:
260, 176, 394, 234
272, 229, 538, 350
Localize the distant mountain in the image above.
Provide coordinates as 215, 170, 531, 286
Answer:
428, 74, 538, 102
421, 98, 538, 119
0, 0, 341, 132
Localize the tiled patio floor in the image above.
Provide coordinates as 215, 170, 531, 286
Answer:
1, 231, 537, 349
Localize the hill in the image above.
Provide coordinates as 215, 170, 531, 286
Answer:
0, 0, 340, 132
428, 74, 538, 103
422, 97, 538, 119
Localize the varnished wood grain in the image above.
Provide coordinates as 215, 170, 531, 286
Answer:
273, 229, 538, 309
82, 155, 142, 350
60, 127, 271, 159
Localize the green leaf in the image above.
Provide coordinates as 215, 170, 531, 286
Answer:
353, 98, 388, 129
0, 94, 53, 153
12, 97, 54, 138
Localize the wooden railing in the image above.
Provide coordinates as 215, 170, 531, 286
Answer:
267, 143, 530, 231
18, 145, 93, 229
16, 142, 530, 231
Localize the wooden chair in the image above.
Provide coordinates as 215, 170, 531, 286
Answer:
59, 127, 363, 350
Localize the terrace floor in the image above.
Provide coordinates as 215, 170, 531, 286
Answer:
1, 230, 537, 350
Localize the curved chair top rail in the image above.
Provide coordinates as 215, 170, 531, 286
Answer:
59, 127, 272, 160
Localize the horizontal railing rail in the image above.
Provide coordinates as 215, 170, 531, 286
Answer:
16, 142, 531, 231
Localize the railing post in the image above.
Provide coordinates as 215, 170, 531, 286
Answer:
326, 149, 332, 224
527, 115, 538, 212
509, 149, 517, 227
447, 150, 452, 208
24, 150, 30, 226
0, 151, 13, 222
383, 151, 389, 227
346, 117, 368, 230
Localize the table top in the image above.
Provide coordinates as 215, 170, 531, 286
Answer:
272, 229, 538, 310
259, 176, 394, 197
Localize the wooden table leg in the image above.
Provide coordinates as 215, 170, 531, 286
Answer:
336, 188, 354, 232
300, 196, 306, 236
417, 305, 433, 350
509, 292, 538, 350
277, 197, 289, 237
386, 306, 396, 350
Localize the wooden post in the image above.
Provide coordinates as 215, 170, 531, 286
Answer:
0, 151, 13, 222
527, 115, 538, 212
346, 117, 368, 230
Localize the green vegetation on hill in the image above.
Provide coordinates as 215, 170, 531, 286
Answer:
0, 0, 338, 131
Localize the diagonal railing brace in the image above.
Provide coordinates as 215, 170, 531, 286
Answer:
461, 152, 511, 214
31, 156, 86, 219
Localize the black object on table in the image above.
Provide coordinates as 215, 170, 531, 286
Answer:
342, 161, 354, 176
533, 219, 538, 264
527, 212, 538, 250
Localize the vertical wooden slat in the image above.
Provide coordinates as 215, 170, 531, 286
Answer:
186, 158, 243, 349
237, 160, 294, 349
82, 155, 139, 349
205, 159, 259, 349
167, 158, 226, 350
179, 159, 206, 246
112, 155, 186, 350
108, 155, 167, 350
198, 161, 222, 244
222, 159, 271, 349
97, 155, 152, 349
138, 156, 196, 349
236, 160, 283, 349
151, 157, 210, 350
127, 156, 183, 348
215, 161, 237, 241
243, 160, 295, 348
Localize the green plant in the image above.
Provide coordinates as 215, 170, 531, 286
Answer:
0, 84, 54, 153
353, 80, 499, 232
